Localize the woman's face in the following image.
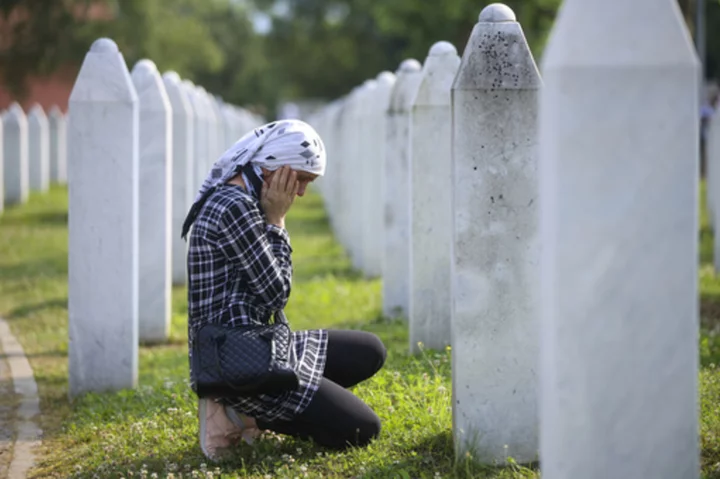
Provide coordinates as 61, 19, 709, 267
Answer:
263, 167, 318, 197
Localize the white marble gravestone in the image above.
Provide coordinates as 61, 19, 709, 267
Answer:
383, 59, 422, 318
358, 79, 378, 276
183, 81, 208, 192
409, 41, 460, 354
362, 72, 395, 279
197, 86, 219, 173
340, 87, 364, 266
48, 106, 67, 184
538, 0, 700, 477
27, 104, 50, 193
2, 103, 29, 207
163, 71, 194, 285
451, 4, 541, 463
131, 59, 172, 344
68, 38, 139, 396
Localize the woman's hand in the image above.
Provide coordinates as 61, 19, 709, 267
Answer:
261, 166, 299, 228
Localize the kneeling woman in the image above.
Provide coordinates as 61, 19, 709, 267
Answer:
182, 120, 386, 460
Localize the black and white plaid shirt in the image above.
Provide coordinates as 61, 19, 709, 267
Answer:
187, 184, 327, 422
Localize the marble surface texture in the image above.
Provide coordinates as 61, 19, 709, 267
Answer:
451, 7, 541, 464
408, 42, 460, 354
383, 59, 422, 318
163, 71, 194, 285
67, 38, 139, 397
538, 0, 700, 477
131, 59, 172, 344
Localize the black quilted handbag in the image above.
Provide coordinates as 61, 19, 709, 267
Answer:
192, 309, 300, 398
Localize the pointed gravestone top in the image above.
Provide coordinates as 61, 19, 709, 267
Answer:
398, 59, 421, 74
49, 105, 63, 118
453, 5, 541, 91
70, 37, 136, 103
163, 71, 182, 84
90, 37, 119, 53
28, 104, 47, 120
479, 3, 516, 22
429, 41, 457, 56
389, 59, 424, 113
542, 0, 697, 68
4, 103, 26, 123
415, 42, 461, 107
376, 71, 396, 87
131, 59, 170, 112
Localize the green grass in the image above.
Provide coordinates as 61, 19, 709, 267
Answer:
0, 184, 719, 478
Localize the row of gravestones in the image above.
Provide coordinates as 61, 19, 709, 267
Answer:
0, 103, 67, 211
65, 39, 264, 398
309, 2, 700, 477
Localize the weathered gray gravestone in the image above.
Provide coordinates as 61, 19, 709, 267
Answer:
2, 103, 29, 207
409, 41, 460, 354
68, 38, 139, 396
163, 71, 194, 285
538, 0, 700, 477
48, 106, 67, 184
383, 59, 422, 318
27, 104, 50, 193
131, 59, 172, 344
451, 4, 541, 463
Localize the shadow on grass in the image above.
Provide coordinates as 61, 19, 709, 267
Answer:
0, 211, 68, 227
0, 257, 67, 282
7, 298, 67, 320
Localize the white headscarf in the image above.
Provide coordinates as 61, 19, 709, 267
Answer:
182, 119, 326, 239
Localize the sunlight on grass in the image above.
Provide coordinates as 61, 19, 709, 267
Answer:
1, 184, 719, 477
0, 186, 539, 478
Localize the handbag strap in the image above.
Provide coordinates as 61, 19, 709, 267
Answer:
273, 309, 289, 326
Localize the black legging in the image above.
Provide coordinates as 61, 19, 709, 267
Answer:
255, 330, 387, 450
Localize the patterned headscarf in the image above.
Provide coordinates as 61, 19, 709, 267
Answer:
181, 119, 326, 239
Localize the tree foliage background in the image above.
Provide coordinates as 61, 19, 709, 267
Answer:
1, 0, 718, 117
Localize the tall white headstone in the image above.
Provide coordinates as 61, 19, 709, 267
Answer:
409, 42, 460, 354
339, 87, 364, 264
27, 104, 50, 193
451, 4, 541, 463
383, 59, 422, 318
197, 86, 219, 172
183, 81, 208, 192
68, 38, 139, 396
538, 1, 699, 478
131, 59, 172, 343
48, 106, 67, 184
358, 79, 378, 276
2, 103, 29, 207
163, 71, 194, 285
362, 72, 395, 279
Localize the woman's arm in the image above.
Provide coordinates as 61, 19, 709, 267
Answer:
215, 199, 293, 311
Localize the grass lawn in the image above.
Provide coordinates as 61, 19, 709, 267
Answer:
0, 184, 718, 478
